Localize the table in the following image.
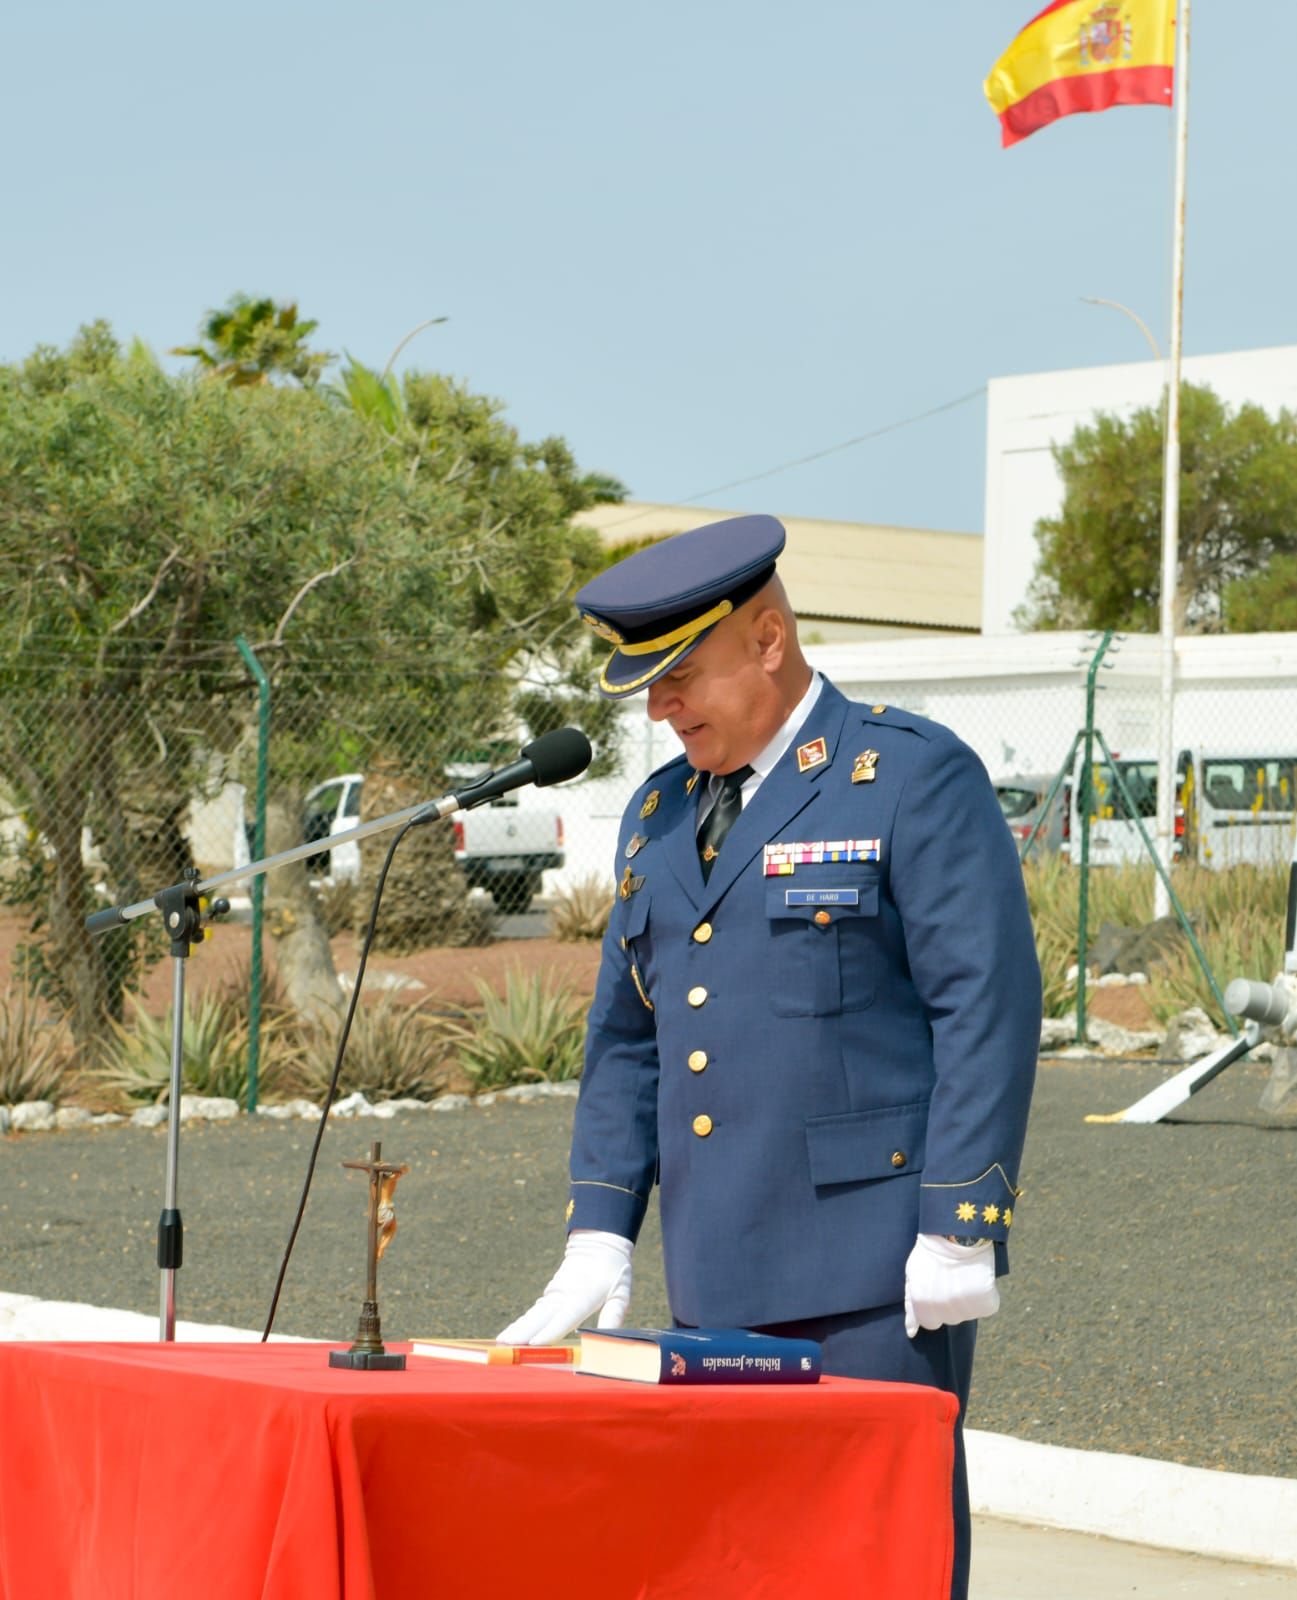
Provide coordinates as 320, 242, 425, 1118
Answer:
0, 1342, 957, 1599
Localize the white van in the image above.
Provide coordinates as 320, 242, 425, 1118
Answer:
1183, 753, 1297, 868
1069, 749, 1297, 869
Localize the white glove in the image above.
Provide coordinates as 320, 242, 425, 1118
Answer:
496, 1230, 634, 1344
903, 1233, 999, 1339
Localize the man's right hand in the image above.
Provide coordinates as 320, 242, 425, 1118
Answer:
496, 1230, 634, 1344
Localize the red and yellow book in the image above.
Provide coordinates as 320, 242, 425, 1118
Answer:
985, 1, 1175, 147
407, 1338, 575, 1366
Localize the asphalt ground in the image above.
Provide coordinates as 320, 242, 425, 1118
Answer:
1, 1056, 1294, 1479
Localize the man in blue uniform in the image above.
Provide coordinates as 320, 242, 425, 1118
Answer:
501, 514, 1041, 1599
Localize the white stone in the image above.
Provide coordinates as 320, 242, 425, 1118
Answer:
91, 1113, 124, 1126
338, 970, 425, 994
256, 1098, 323, 1121
1040, 1017, 1077, 1050
54, 1106, 94, 1130
369, 1101, 399, 1119
498, 1081, 580, 1102
1087, 1016, 1163, 1055
378, 1097, 430, 1114
1162, 1006, 1224, 1062
11, 1101, 56, 1132
474, 1092, 498, 1107
0, 1106, 10, 1134
429, 1094, 472, 1112
1094, 971, 1148, 988
330, 1091, 373, 1118
178, 1095, 239, 1122
131, 1104, 169, 1128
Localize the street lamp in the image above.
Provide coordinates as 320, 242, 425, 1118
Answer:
1079, 297, 1162, 362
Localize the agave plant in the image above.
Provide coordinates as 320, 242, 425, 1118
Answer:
0, 984, 73, 1106
445, 969, 587, 1091
319, 993, 453, 1103
93, 993, 254, 1107
548, 873, 615, 943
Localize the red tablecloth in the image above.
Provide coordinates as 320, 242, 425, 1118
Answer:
0, 1341, 956, 1600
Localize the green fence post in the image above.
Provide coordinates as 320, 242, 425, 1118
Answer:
1093, 729, 1238, 1036
235, 637, 270, 1113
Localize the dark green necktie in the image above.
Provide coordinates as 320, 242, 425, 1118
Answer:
697, 765, 753, 881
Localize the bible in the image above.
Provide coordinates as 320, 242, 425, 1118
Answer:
576, 1327, 821, 1384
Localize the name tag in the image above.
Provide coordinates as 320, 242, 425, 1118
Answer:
785, 888, 859, 907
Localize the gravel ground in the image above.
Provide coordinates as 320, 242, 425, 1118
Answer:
2, 1056, 1294, 1478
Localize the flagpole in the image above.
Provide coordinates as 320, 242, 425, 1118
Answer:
1154, 0, 1192, 920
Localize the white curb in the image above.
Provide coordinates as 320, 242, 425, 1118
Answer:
967, 1427, 1297, 1569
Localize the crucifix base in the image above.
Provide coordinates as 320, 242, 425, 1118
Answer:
328, 1298, 407, 1370
328, 1348, 406, 1370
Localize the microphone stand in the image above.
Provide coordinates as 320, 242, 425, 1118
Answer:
86, 790, 461, 1341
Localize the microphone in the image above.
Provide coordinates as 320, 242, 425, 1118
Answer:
419, 726, 593, 820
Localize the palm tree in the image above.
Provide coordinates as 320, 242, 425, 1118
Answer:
171, 295, 333, 387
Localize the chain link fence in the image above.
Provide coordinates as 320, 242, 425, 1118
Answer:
2, 631, 1294, 1061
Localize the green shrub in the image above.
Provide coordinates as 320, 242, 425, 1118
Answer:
445, 968, 587, 1090
320, 993, 452, 1102
92, 982, 311, 1110
1022, 859, 1290, 1024
548, 873, 614, 943
0, 983, 73, 1105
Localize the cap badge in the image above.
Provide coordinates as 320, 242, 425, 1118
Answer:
581, 612, 625, 645
619, 865, 645, 900
625, 832, 647, 859
640, 789, 660, 818
796, 737, 828, 773
851, 749, 879, 784
685, 770, 701, 796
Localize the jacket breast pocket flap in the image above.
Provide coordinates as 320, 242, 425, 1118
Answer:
804, 1101, 929, 1188
764, 876, 878, 924
620, 892, 650, 945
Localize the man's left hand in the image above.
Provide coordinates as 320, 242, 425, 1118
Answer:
903, 1233, 999, 1338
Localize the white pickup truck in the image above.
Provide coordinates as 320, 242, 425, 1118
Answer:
300, 772, 564, 912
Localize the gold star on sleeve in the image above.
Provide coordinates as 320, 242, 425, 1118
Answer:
982, 1203, 1000, 1225
955, 1201, 977, 1223
1003, 1207, 1013, 1229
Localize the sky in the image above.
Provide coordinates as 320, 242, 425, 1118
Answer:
3, 1, 1293, 536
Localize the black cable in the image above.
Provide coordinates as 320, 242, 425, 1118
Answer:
260, 812, 421, 1341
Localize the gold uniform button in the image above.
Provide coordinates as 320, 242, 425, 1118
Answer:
692, 922, 713, 944
692, 1114, 713, 1138
872, 704, 887, 714
687, 985, 708, 1007
891, 1150, 907, 1169
814, 909, 832, 926
688, 1050, 708, 1073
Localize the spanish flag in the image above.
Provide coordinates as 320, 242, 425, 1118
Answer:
985, 1, 1175, 147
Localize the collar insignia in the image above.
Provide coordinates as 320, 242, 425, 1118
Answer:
851, 749, 879, 784
685, 770, 701, 796
796, 737, 828, 774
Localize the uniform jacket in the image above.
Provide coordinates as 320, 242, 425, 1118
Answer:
567, 679, 1042, 1328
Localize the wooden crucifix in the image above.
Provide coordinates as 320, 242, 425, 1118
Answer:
328, 1140, 411, 1371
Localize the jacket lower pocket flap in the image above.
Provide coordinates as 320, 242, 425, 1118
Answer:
804, 1101, 929, 1187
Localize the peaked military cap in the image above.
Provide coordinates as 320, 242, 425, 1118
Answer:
575, 514, 786, 697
